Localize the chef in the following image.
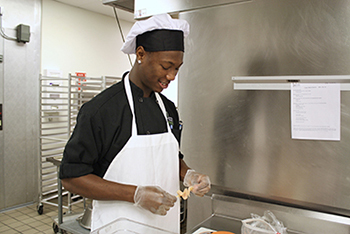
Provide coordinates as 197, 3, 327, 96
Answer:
59, 14, 211, 233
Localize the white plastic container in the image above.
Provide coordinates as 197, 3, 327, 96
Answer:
91, 218, 176, 234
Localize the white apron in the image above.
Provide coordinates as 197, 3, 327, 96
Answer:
91, 74, 180, 233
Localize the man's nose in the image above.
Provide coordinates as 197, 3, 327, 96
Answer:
166, 70, 177, 81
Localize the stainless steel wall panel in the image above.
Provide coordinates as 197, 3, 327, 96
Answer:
0, 0, 41, 210
178, 0, 350, 225
4, 34, 28, 207
134, 0, 251, 19
0, 34, 4, 210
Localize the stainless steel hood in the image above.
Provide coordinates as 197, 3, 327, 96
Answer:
134, 0, 249, 19
103, 0, 134, 13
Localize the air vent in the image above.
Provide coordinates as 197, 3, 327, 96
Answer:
103, 0, 134, 13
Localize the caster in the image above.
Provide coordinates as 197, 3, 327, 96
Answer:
53, 222, 67, 234
37, 204, 43, 215
52, 222, 59, 233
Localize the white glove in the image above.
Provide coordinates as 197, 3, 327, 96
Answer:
134, 185, 176, 215
183, 169, 211, 197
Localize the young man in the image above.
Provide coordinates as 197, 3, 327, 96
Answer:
59, 14, 210, 232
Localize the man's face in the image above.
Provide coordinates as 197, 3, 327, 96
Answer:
139, 50, 184, 96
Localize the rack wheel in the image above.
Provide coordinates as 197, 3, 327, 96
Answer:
53, 223, 68, 234
53, 222, 59, 233
37, 204, 43, 215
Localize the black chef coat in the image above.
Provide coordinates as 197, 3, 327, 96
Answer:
59, 72, 183, 179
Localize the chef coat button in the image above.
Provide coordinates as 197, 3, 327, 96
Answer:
138, 97, 143, 103
146, 131, 150, 134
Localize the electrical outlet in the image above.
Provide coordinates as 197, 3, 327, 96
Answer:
16, 24, 30, 43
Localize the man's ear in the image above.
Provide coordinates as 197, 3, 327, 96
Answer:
136, 46, 146, 62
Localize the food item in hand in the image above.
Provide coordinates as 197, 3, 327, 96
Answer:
213, 232, 235, 234
176, 186, 193, 200
199, 231, 234, 234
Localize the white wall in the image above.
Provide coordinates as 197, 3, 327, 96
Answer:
41, 0, 179, 106
41, 0, 135, 78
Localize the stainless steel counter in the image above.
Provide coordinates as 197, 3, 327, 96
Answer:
188, 214, 241, 233
187, 193, 350, 234
46, 157, 88, 234
188, 214, 303, 234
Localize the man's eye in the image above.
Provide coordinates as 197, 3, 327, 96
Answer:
161, 65, 170, 70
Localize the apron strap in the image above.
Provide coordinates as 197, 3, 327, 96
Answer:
124, 74, 171, 136
155, 93, 171, 132
124, 74, 137, 136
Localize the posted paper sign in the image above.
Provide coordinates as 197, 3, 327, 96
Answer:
291, 83, 340, 141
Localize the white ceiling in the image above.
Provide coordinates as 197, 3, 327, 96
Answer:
54, 0, 135, 22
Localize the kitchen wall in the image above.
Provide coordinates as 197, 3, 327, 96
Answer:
0, 0, 134, 211
41, 0, 135, 77
41, 0, 179, 105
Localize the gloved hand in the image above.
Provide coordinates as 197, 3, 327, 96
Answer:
134, 186, 177, 215
183, 169, 211, 197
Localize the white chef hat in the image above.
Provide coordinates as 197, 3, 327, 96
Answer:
121, 14, 190, 54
